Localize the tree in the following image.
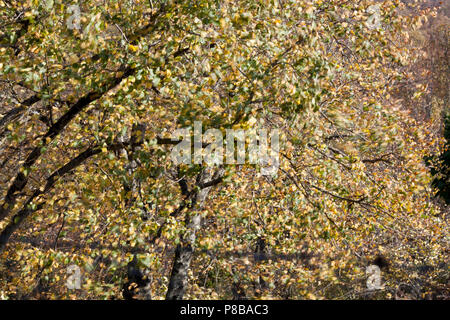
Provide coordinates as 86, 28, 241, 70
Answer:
0, 0, 447, 299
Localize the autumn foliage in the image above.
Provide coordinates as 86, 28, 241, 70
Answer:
0, 0, 448, 299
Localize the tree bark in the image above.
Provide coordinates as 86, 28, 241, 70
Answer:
165, 168, 217, 300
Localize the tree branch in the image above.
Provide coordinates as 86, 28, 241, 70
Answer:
0, 68, 135, 222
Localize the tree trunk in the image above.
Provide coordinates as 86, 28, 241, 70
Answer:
165, 168, 216, 300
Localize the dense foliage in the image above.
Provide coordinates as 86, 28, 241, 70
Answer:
429, 115, 450, 204
0, 0, 448, 299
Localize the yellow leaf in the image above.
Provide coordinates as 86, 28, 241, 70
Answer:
128, 44, 138, 52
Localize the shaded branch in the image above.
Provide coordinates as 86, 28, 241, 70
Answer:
0, 140, 142, 252
0, 67, 135, 222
